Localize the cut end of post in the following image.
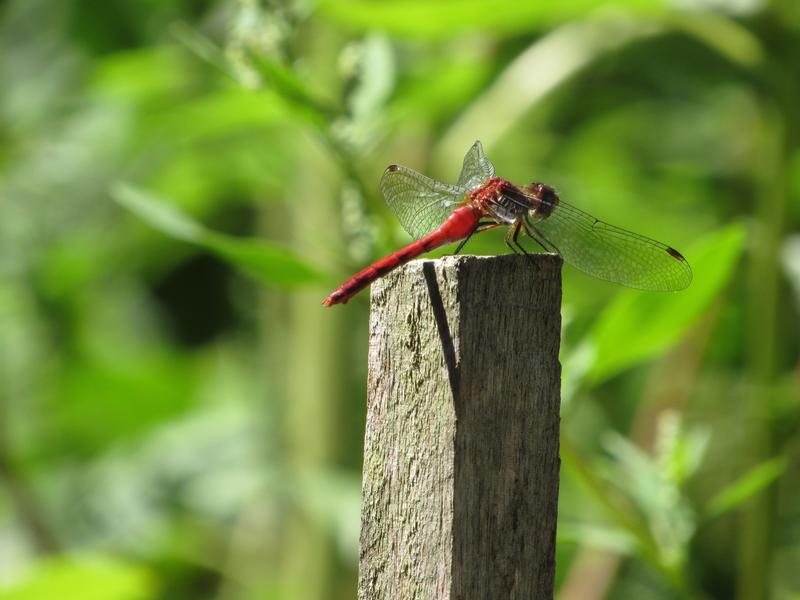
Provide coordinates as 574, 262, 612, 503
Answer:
370, 253, 562, 309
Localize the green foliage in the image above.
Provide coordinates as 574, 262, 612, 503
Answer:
0, 556, 153, 600
584, 222, 747, 384
112, 183, 329, 288
318, 0, 667, 38
705, 457, 787, 520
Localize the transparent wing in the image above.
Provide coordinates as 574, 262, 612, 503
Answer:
530, 200, 692, 291
380, 165, 465, 240
457, 140, 495, 191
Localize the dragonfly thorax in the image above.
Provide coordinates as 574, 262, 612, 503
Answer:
468, 177, 560, 224
469, 177, 531, 224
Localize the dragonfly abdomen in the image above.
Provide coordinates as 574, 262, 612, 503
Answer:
322, 205, 480, 306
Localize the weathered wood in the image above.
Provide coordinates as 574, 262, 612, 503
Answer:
360, 254, 562, 600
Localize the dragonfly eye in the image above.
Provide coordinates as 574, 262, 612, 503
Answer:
524, 182, 559, 218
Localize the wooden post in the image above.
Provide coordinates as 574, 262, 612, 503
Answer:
360, 254, 562, 600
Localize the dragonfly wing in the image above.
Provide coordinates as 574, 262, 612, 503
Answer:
457, 140, 496, 191
530, 201, 693, 291
381, 165, 465, 240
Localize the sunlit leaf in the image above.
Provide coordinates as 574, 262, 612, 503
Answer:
705, 457, 787, 520
434, 16, 653, 172
557, 521, 637, 554
654, 412, 710, 486
347, 34, 395, 119
390, 57, 491, 121
780, 234, 800, 309
171, 22, 334, 128
48, 351, 197, 458
247, 53, 336, 126
318, 0, 667, 39
601, 431, 696, 567
668, 12, 764, 68
170, 21, 233, 77
585, 222, 747, 383
602, 432, 662, 510
112, 183, 329, 287
149, 88, 289, 144
205, 232, 330, 288
0, 556, 153, 600
90, 48, 191, 101
113, 182, 205, 243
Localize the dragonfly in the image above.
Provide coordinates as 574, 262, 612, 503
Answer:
323, 141, 692, 306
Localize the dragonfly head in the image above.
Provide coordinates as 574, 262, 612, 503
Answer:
522, 182, 559, 219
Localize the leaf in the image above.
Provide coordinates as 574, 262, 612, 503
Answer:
205, 232, 330, 289
347, 34, 395, 119
667, 12, 764, 68
318, 0, 667, 39
247, 53, 337, 124
557, 522, 637, 554
0, 555, 153, 600
434, 16, 654, 173
654, 412, 710, 486
113, 182, 205, 243
112, 183, 329, 288
90, 48, 191, 101
170, 23, 334, 128
149, 88, 290, 144
705, 457, 787, 520
585, 222, 747, 383
47, 350, 197, 458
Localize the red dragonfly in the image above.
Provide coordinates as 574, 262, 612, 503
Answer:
323, 141, 691, 306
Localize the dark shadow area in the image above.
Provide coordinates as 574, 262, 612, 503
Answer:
422, 261, 460, 402
151, 253, 238, 346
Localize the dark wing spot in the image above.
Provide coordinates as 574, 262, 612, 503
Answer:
387, 164, 399, 172
665, 246, 686, 261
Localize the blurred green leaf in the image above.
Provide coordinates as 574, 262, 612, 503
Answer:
318, 0, 667, 39
112, 183, 329, 288
705, 457, 787, 520
0, 556, 153, 600
48, 351, 197, 457
247, 53, 337, 125
204, 232, 329, 288
668, 12, 764, 68
169, 21, 233, 78
601, 430, 696, 570
90, 48, 191, 102
149, 88, 290, 144
391, 57, 491, 121
585, 222, 747, 383
171, 22, 335, 129
113, 183, 205, 243
294, 469, 362, 561
655, 412, 710, 486
557, 522, 637, 554
602, 432, 663, 511
347, 35, 395, 119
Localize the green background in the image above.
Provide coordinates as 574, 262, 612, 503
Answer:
1, 0, 798, 598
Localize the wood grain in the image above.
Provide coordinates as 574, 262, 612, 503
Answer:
360, 254, 562, 600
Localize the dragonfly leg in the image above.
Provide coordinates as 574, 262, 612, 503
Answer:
507, 221, 538, 267
454, 220, 501, 255
503, 222, 538, 267
504, 222, 524, 254
522, 215, 560, 254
